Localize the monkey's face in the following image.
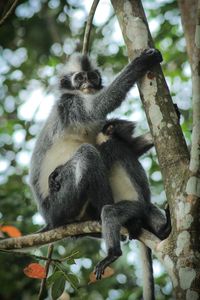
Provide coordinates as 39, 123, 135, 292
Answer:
72, 70, 102, 94
60, 54, 103, 93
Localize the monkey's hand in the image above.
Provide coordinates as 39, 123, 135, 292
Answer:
133, 48, 163, 70
142, 48, 162, 63
48, 166, 62, 192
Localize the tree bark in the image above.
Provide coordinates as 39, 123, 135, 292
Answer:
111, 0, 200, 299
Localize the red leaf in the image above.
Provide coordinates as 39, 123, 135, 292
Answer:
24, 263, 46, 279
0, 225, 22, 237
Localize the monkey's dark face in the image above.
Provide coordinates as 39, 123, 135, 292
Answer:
60, 54, 103, 94
60, 70, 102, 94
72, 70, 102, 94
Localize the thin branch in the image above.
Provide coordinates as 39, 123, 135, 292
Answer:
0, 0, 19, 26
0, 221, 102, 250
38, 244, 54, 300
82, 0, 100, 55
0, 221, 161, 255
0, 248, 60, 263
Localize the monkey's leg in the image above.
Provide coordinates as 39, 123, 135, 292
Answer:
95, 200, 146, 279
146, 203, 171, 240
44, 144, 113, 228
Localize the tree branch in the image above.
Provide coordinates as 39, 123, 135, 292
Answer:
38, 244, 54, 300
0, 0, 19, 26
0, 221, 101, 250
0, 221, 162, 255
82, 0, 100, 55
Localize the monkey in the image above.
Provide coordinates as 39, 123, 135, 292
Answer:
29, 50, 163, 299
30, 48, 163, 230
94, 119, 171, 299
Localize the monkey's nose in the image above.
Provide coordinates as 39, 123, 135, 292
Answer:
82, 82, 93, 89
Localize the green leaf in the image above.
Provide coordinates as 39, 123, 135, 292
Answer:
65, 250, 80, 260
51, 275, 66, 300
46, 271, 63, 288
63, 273, 79, 290
65, 258, 76, 265
61, 250, 80, 264
55, 263, 79, 289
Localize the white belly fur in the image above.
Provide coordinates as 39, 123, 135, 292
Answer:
109, 162, 138, 203
39, 132, 93, 198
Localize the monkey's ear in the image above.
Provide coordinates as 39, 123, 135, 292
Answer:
105, 125, 114, 136
60, 75, 73, 89
102, 123, 114, 135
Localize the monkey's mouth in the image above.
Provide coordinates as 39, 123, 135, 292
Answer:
81, 87, 96, 94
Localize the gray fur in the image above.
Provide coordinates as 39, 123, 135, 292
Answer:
95, 119, 171, 300
29, 50, 163, 297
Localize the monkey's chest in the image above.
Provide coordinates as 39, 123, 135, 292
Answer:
39, 133, 93, 197
109, 163, 139, 203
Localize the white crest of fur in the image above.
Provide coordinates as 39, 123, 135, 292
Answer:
60, 53, 98, 76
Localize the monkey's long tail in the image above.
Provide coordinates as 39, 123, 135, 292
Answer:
139, 242, 155, 300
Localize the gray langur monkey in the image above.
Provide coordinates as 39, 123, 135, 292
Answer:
95, 119, 171, 300
30, 49, 162, 230
29, 50, 164, 299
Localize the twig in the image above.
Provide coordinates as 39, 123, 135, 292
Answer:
0, 248, 60, 263
38, 244, 54, 300
0, 0, 19, 26
82, 0, 100, 55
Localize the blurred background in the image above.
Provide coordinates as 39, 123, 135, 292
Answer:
0, 0, 192, 299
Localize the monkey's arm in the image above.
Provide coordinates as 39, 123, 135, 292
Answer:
92, 49, 162, 119
132, 132, 154, 157
97, 119, 154, 157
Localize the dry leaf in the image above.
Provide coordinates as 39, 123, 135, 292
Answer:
0, 225, 22, 237
89, 267, 114, 284
24, 263, 46, 279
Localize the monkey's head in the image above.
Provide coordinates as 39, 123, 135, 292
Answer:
96, 119, 136, 145
60, 54, 103, 94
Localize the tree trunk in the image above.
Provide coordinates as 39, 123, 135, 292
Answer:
111, 0, 200, 299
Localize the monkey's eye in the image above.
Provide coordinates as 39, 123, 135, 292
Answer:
87, 71, 100, 84
60, 75, 71, 89
74, 72, 85, 82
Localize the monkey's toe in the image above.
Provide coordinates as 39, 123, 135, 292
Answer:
94, 261, 105, 280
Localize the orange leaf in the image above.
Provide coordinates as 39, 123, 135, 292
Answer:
89, 267, 115, 284
24, 263, 46, 279
0, 225, 22, 237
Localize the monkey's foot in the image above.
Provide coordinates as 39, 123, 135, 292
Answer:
159, 204, 171, 240
94, 249, 122, 280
